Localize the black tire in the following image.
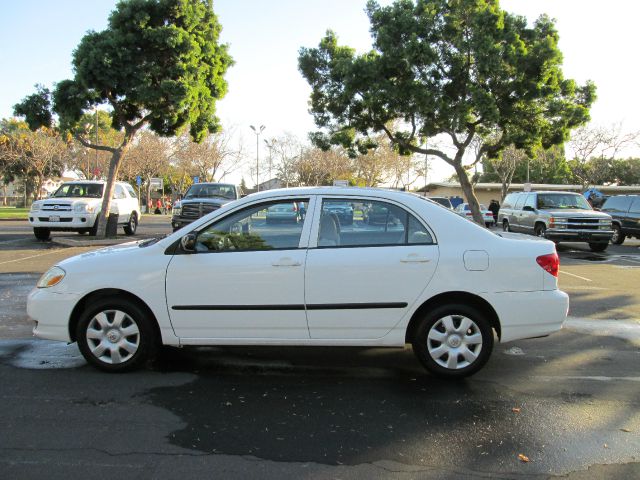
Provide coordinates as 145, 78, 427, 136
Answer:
76, 297, 158, 373
534, 223, 546, 238
589, 242, 608, 253
502, 220, 510, 232
123, 212, 138, 235
89, 217, 99, 236
611, 224, 625, 245
33, 227, 51, 241
412, 304, 494, 378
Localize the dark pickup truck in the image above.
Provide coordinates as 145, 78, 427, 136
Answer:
171, 182, 243, 231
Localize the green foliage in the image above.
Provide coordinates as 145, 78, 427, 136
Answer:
299, 0, 595, 160
13, 85, 53, 131
52, 0, 233, 141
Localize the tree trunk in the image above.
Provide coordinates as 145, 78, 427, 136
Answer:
95, 149, 123, 237
454, 162, 485, 226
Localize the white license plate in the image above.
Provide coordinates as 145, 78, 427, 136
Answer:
48, 215, 60, 222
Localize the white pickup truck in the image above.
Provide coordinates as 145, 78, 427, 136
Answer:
28, 180, 141, 240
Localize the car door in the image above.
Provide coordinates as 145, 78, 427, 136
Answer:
304, 197, 439, 339
519, 194, 537, 233
511, 194, 527, 232
165, 197, 313, 340
112, 184, 130, 222
627, 197, 640, 235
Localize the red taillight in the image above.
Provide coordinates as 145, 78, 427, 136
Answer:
536, 253, 559, 277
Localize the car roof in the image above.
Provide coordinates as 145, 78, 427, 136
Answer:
246, 186, 417, 201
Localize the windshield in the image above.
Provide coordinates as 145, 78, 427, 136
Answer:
537, 193, 591, 210
52, 183, 103, 198
184, 184, 236, 200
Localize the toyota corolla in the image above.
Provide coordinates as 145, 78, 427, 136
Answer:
28, 187, 569, 378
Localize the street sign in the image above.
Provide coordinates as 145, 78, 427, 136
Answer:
193, 176, 199, 184
333, 180, 349, 187
149, 177, 163, 189
136, 175, 142, 186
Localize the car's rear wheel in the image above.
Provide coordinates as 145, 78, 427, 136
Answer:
589, 242, 608, 252
123, 212, 138, 235
33, 227, 51, 241
502, 220, 510, 232
76, 297, 158, 372
611, 224, 625, 245
412, 304, 494, 378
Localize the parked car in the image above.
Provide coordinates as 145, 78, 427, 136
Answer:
427, 196, 453, 209
321, 201, 354, 225
498, 191, 613, 252
454, 202, 495, 227
171, 182, 242, 231
28, 180, 141, 240
265, 202, 302, 223
362, 203, 400, 225
599, 194, 640, 244
28, 187, 568, 378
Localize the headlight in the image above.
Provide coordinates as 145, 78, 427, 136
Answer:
74, 203, 96, 213
600, 222, 612, 230
30, 202, 42, 211
37, 266, 66, 288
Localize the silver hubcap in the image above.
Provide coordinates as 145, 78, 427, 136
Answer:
612, 227, 619, 242
86, 309, 140, 364
427, 315, 483, 370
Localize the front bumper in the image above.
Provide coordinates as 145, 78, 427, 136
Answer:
171, 216, 195, 230
27, 288, 82, 342
28, 212, 98, 230
545, 229, 613, 242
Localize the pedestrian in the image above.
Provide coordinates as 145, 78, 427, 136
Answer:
155, 198, 162, 214
488, 199, 500, 224
165, 197, 172, 214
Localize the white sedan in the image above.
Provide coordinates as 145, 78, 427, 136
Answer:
28, 187, 569, 378
454, 202, 496, 227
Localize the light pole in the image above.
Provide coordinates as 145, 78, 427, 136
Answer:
94, 106, 99, 179
264, 139, 276, 189
250, 125, 265, 191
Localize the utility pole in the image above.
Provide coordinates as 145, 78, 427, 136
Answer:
250, 125, 265, 191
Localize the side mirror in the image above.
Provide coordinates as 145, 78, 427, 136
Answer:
523, 206, 535, 212
180, 233, 197, 252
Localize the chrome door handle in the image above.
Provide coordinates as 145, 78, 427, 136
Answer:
272, 258, 302, 267
401, 255, 431, 263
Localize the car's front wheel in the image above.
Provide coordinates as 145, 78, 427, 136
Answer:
589, 242, 608, 253
611, 224, 625, 245
76, 297, 157, 372
123, 212, 138, 235
33, 227, 51, 241
412, 304, 494, 378
534, 223, 546, 237
502, 220, 510, 232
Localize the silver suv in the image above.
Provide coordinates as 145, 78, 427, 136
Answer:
498, 191, 613, 252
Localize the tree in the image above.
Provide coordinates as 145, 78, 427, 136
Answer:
299, 0, 594, 225
0, 120, 67, 202
567, 124, 640, 188
172, 128, 243, 183
484, 145, 528, 201
124, 130, 172, 203
14, 0, 232, 236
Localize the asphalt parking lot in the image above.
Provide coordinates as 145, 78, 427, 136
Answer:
0, 216, 638, 479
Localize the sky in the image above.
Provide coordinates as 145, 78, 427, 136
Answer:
1, 0, 639, 184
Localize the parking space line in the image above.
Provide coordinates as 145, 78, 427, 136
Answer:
0, 249, 67, 266
559, 270, 592, 282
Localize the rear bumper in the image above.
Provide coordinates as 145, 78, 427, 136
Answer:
483, 289, 569, 343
